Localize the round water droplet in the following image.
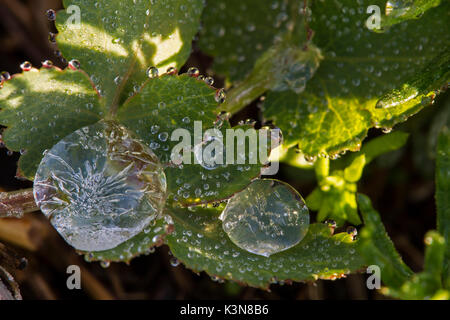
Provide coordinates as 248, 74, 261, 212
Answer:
166, 67, 177, 75
46, 9, 56, 21
346, 226, 357, 239
1, 71, 11, 81
215, 88, 226, 103
187, 67, 199, 77
220, 179, 309, 257
42, 60, 54, 68
20, 61, 32, 71
146, 66, 159, 78
33, 120, 167, 251
203, 76, 214, 86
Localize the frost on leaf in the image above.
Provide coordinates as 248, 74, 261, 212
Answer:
33, 120, 167, 251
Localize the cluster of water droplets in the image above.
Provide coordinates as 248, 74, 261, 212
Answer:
33, 120, 167, 251
219, 179, 309, 257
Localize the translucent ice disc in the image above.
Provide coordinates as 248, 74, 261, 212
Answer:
33, 120, 167, 251
220, 179, 309, 257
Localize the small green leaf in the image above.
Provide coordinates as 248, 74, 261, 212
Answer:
264, 0, 449, 157
436, 127, 450, 288
56, 0, 204, 109
0, 67, 103, 179
357, 193, 413, 289
344, 154, 366, 183
309, 173, 360, 226
308, 155, 365, 226
166, 205, 364, 289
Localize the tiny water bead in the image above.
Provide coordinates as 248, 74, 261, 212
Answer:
68, 60, 81, 70
46, 9, 56, 21
187, 67, 200, 77
33, 120, 167, 252
220, 179, 309, 257
20, 61, 32, 71
146, 66, 159, 78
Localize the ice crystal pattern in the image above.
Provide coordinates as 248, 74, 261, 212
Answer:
220, 179, 309, 257
33, 120, 167, 251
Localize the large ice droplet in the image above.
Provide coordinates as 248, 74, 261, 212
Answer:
220, 179, 309, 257
33, 120, 167, 251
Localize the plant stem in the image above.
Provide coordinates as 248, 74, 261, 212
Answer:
0, 188, 38, 218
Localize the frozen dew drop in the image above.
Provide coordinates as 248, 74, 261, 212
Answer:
68, 59, 81, 70
46, 9, 56, 21
146, 66, 159, 78
220, 179, 309, 257
187, 67, 200, 77
33, 120, 167, 252
20, 61, 32, 71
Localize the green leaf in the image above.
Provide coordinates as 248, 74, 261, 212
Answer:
436, 127, 450, 288
264, 0, 449, 157
117, 74, 265, 205
380, 0, 442, 30
384, 231, 447, 300
357, 193, 413, 288
0, 67, 104, 179
373, 49, 449, 128
307, 154, 367, 226
56, 0, 204, 109
166, 205, 364, 289
198, 0, 301, 82
83, 216, 173, 263
344, 154, 366, 182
